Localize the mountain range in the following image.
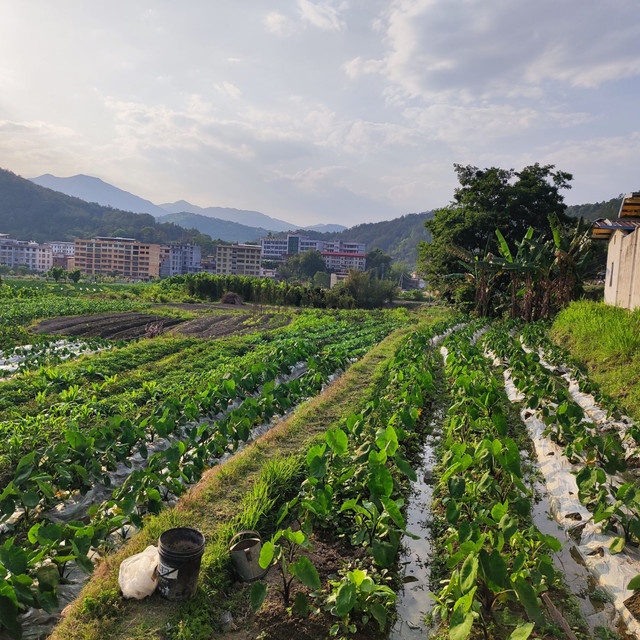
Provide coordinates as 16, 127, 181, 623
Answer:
0, 167, 625, 271
30, 174, 346, 236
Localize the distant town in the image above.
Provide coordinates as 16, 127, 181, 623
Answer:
0, 233, 367, 284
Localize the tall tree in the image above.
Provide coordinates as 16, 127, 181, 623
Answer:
418, 163, 573, 291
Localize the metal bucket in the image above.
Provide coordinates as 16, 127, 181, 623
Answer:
157, 527, 205, 601
229, 530, 268, 582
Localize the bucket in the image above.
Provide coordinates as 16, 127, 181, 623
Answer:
157, 527, 205, 601
229, 530, 268, 582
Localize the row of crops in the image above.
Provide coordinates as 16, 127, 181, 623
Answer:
0, 308, 412, 638
420, 319, 640, 639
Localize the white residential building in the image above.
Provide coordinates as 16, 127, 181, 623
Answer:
215, 243, 262, 276
0, 236, 53, 272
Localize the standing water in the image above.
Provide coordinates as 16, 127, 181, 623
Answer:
390, 426, 440, 638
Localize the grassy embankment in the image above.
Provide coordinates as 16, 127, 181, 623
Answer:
48, 311, 449, 640
551, 300, 640, 420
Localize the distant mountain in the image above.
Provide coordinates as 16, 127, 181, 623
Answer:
30, 174, 169, 218
157, 211, 269, 243
270, 212, 434, 270
0, 168, 214, 249
298, 223, 348, 233
566, 196, 624, 222
159, 200, 300, 232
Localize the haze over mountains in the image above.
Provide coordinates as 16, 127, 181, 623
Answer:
30, 174, 347, 237
0, 167, 624, 271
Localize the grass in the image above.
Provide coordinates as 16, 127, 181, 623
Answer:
48, 317, 444, 640
551, 300, 640, 420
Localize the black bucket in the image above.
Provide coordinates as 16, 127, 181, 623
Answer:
157, 527, 205, 601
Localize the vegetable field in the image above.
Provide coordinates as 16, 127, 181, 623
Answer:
1, 287, 639, 640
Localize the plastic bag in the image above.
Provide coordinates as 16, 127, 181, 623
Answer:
118, 545, 159, 599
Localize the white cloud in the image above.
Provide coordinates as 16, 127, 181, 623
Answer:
214, 81, 242, 100
297, 0, 347, 31
264, 11, 294, 36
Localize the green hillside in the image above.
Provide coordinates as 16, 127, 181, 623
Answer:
0, 168, 214, 251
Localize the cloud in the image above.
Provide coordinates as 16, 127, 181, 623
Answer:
297, 0, 346, 31
264, 11, 295, 36
214, 81, 242, 100
352, 0, 640, 103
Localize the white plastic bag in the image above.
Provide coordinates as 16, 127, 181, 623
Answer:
118, 545, 159, 599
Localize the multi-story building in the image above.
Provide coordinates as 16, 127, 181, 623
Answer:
321, 251, 366, 273
0, 235, 53, 272
159, 244, 202, 277
260, 237, 289, 261
260, 233, 366, 271
215, 243, 262, 276
73, 237, 163, 280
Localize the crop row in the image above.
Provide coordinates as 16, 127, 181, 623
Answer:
0, 311, 409, 638
430, 322, 566, 639
248, 319, 449, 636
481, 322, 640, 550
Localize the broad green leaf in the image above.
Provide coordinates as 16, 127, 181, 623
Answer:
372, 539, 397, 568
491, 501, 509, 522
513, 577, 542, 623
369, 601, 388, 631
479, 549, 508, 589
460, 553, 478, 595
335, 582, 357, 617
610, 537, 625, 554
326, 428, 348, 455
250, 581, 267, 611
367, 465, 394, 498
291, 556, 321, 591
380, 496, 405, 530
259, 540, 275, 570
0, 542, 28, 576
446, 499, 460, 525
508, 623, 535, 640
0, 593, 21, 640
14, 452, 36, 487
448, 476, 465, 500
627, 574, 640, 591
293, 591, 310, 616
394, 453, 417, 482
449, 604, 474, 640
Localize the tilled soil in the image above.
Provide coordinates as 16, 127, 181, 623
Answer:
31, 309, 291, 340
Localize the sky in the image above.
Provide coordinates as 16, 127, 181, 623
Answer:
1, 1, 639, 228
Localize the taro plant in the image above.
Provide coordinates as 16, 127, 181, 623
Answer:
250, 526, 321, 614
325, 565, 396, 638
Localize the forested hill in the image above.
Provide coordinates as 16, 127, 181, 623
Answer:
297, 212, 434, 269
0, 168, 214, 250
566, 195, 622, 221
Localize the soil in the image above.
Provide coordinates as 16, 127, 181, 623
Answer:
30, 308, 291, 340
217, 531, 388, 640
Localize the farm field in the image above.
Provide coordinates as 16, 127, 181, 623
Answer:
1, 281, 640, 640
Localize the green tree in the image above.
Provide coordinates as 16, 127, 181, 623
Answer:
68, 269, 82, 283
298, 250, 326, 279
418, 163, 573, 292
313, 271, 330, 288
49, 266, 66, 282
365, 248, 392, 279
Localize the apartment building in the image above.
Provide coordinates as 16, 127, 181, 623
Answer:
260, 233, 366, 267
74, 237, 163, 280
0, 235, 53, 272
215, 243, 262, 276
159, 244, 202, 277
321, 251, 366, 273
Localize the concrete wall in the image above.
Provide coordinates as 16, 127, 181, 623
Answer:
605, 229, 640, 309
